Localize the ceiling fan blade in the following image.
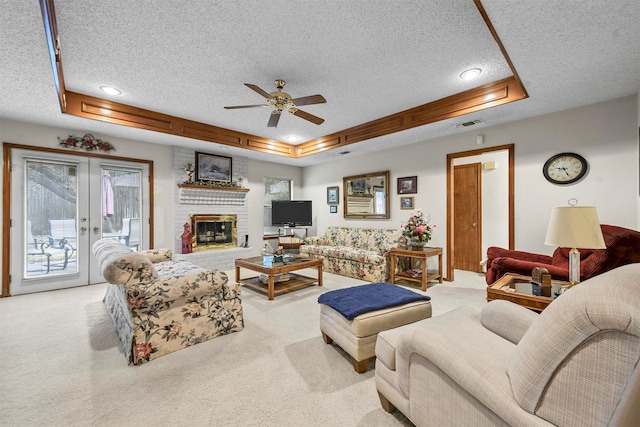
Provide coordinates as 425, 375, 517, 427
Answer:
292, 109, 324, 125
245, 83, 273, 99
224, 104, 268, 109
267, 111, 282, 128
291, 94, 326, 106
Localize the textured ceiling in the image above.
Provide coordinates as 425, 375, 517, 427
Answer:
1, 0, 638, 166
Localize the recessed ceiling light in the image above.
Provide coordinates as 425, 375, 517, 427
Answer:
285, 135, 300, 142
460, 68, 482, 81
100, 86, 121, 96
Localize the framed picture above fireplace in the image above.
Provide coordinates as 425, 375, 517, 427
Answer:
196, 152, 232, 183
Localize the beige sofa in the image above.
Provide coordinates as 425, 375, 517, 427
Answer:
300, 226, 401, 282
375, 263, 640, 426
93, 238, 244, 365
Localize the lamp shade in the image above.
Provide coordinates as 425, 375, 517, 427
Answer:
545, 206, 606, 249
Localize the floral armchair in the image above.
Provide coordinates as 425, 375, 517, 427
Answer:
485, 224, 640, 284
93, 238, 244, 365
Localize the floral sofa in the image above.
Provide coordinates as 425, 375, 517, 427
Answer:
300, 226, 402, 282
92, 238, 244, 365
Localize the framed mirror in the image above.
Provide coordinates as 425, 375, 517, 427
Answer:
343, 170, 390, 219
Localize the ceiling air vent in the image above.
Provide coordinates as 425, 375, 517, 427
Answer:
338, 151, 351, 155
457, 119, 482, 127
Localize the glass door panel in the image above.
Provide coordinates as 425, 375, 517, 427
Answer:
25, 160, 79, 277
100, 168, 142, 249
88, 160, 149, 285
10, 149, 89, 295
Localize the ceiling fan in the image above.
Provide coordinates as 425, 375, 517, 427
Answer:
224, 79, 326, 128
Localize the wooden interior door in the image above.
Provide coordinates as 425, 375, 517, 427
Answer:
453, 163, 482, 272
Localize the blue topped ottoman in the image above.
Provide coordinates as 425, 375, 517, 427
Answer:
318, 283, 432, 373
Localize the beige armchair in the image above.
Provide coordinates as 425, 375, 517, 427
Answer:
375, 263, 640, 427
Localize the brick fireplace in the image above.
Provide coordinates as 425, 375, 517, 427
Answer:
173, 146, 252, 270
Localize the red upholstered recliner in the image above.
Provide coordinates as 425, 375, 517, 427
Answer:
485, 224, 640, 285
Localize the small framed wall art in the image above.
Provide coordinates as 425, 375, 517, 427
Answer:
330, 205, 338, 213
397, 176, 417, 194
327, 186, 339, 204
400, 196, 414, 210
196, 152, 232, 182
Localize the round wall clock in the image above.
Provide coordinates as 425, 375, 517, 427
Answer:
542, 152, 588, 185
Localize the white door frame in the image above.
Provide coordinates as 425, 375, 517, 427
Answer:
2, 143, 154, 297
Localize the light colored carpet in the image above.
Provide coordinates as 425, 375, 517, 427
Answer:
0, 269, 488, 427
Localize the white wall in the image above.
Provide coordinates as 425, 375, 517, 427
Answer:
637, 93, 640, 231
304, 95, 639, 270
246, 158, 304, 249
2, 94, 638, 285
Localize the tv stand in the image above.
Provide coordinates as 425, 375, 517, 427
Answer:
278, 227, 308, 251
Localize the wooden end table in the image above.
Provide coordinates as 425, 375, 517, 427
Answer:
486, 273, 569, 312
235, 255, 322, 300
390, 246, 443, 291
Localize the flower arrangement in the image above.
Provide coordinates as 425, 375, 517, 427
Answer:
183, 163, 194, 183
401, 209, 434, 247
58, 134, 115, 152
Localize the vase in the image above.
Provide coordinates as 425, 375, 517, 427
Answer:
408, 239, 427, 251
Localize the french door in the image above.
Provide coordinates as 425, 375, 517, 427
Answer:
9, 149, 150, 295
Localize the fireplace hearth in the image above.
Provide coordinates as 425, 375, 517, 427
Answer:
190, 214, 237, 251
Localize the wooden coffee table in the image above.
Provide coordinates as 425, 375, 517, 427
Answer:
235, 255, 323, 300
486, 273, 569, 312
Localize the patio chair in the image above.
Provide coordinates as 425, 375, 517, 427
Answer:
123, 218, 141, 250
48, 219, 77, 252
27, 221, 71, 273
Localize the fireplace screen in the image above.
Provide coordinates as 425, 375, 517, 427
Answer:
190, 214, 237, 251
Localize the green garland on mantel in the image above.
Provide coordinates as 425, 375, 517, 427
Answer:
179, 180, 243, 189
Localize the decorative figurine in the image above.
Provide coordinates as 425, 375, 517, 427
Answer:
180, 222, 193, 254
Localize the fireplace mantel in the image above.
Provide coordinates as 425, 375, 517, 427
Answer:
178, 183, 249, 192
178, 184, 249, 206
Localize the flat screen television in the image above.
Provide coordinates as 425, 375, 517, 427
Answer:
271, 200, 313, 227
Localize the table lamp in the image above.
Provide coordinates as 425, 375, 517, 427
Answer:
544, 204, 606, 291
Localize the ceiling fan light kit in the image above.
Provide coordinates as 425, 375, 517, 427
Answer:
224, 79, 326, 128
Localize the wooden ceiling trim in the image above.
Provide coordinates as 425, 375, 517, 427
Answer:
41, 0, 528, 161
66, 92, 173, 131
297, 136, 341, 156
296, 76, 526, 158
343, 117, 405, 144
181, 124, 243, 146
40, 0, 66, 111
246, 138, 293, 155
64, 91, 295, 153
410, 78, 513, 124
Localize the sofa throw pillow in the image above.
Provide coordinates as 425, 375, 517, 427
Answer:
103, 252, 158, 286
141, 248, 172, 263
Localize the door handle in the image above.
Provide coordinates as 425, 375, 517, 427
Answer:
472, 223, 477, 228
80, 226, 87, 233
93, 227, 99, 233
